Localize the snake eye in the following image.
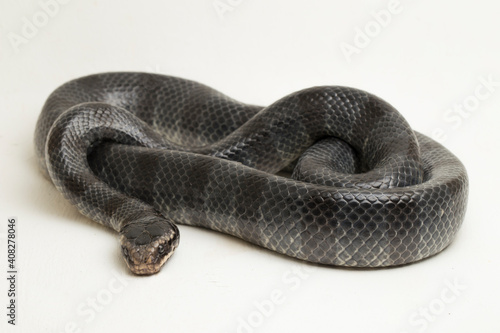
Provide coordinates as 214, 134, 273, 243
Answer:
158, 244, 165, 254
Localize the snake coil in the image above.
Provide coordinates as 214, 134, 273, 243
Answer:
34, 73, 468, 275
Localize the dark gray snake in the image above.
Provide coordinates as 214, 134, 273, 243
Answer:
34, 72, 468, 275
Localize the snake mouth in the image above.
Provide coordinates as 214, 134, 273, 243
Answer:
120, 232, 180, 275
124, 250, 176, 275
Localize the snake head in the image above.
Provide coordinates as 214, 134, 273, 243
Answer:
119, 216, 180, 275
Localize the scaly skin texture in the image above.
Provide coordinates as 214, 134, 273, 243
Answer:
34, 72, 468, 274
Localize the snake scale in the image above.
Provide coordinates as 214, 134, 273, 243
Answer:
34, 72, 468, 275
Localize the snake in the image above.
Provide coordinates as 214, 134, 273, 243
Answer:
34, 72, 468, 275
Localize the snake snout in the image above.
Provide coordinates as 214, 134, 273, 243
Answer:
119, 217, 180, 275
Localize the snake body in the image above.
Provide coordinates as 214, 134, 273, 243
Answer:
34, 72, 468, 275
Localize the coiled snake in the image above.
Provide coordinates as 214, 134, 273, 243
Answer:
34, 73, 468, 275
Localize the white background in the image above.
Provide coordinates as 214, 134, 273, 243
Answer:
1, 0, 499, 332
